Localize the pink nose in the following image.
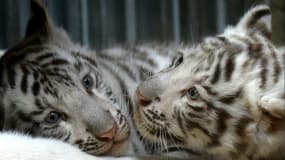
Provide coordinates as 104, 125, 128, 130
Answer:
136, 89, 152, 107
96, 122, 117, 142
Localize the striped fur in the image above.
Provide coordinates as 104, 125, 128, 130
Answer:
134, 5, 284, 160
0, 0, 185, 158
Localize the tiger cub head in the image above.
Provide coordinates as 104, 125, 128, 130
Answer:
134, 5, 284, 159
0, 0, 129, 156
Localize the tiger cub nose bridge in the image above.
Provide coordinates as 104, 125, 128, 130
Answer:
136, 88, 152, 106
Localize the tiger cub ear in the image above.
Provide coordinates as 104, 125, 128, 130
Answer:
25, 0, 51, 38
237, 5, 271, 39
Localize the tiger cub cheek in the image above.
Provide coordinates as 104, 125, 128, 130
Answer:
186, 129, 211, 149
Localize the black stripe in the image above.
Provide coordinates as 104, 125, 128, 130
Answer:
146, 109, 166, 121
235, 116, 252, 137
117, 62, 137, 81
211, 61, 220, 84
187, 112, 203, 119
17, 111, 33, 122
100, 62, 133, 115
185, 117, 211, 137
129, 48, 157, 67
259, 57, 268, 88
41, 59, 70, 68
205, 101, 231, 147
4, 45, 44, 67
32, 81, 40, 96
36, 52, 55, 61
143, 111, 161, 126
73, 52, 98, 67
187, 104, 205, 112
165, 132, 184, 144
269, 45, 281, 83
7, 68, 16, 89
202, 85, 218, 96
33, 71, 39, 80
175, 108, 187, 135
34, 99, 45, 109
218, 89, 241, 104
224, 57, 235, 81
21, 65, 29, 94
217, 36, 229, 43
216, 107, 231, 133
6, 53, 27, 67
162, 147, 201, 155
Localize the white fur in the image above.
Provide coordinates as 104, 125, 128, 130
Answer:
0, 132, 152, 160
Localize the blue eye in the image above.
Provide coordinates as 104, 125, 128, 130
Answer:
46, 111, 61, 124
187, 87, 200, 100
82, 74, 94, 89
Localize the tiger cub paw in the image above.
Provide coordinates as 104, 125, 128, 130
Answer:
258, 96, 284, 119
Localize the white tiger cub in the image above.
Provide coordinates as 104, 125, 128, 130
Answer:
0, 0, 195, 160
134, 5, 284, 160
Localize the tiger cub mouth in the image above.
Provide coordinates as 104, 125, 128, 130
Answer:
103, 109, 131, 156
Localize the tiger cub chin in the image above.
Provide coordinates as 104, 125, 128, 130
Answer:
134, 5, 284, 160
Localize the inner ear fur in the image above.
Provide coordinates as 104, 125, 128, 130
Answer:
237, 5, 271, 39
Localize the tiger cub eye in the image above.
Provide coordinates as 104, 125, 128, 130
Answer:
82, 74, 94, 89
187, 87, 200, 100
46, 111, 61, 124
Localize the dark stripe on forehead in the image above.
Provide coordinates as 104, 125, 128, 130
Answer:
7, 68, 16, 89
116, 62, 137, 81
224, 56, 235, 81
41, 59, 70, 68
211, 62, 220, 84
129, 48, 157, 67
21, 65, 29, 94
202, 85, 218, 96
73, 52, 97, 67
32, 81, 40, 96
4, 45, 44, 67
36, 52, 55, 61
